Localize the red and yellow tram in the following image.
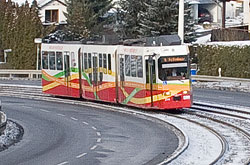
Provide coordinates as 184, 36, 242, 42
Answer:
41, 39, 192, 110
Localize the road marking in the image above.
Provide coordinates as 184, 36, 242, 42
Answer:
90, 145, 97, 150
76, 153, 87, 158
96, 132, 101, 136
82, 122, 89, 125
92, 126, 97, 130
97, 138, 101, 143
21, 105, 32, 109
39, 109, 50, 112
57, 161, 68, 165
71, 117, 78, 121
57, 113, 65, 117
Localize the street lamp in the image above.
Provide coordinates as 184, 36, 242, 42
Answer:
34, 38, 42, 70
0, 49, 12, 64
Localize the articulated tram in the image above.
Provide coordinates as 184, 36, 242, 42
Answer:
41, 38, 192, 110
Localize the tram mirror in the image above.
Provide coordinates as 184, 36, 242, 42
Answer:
148, 56, 154, 65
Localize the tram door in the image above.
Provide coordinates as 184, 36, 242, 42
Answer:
64, 52, 71, 95
118, 54, 126, 103
92, 53, 99, 100
146, 57, 156, 107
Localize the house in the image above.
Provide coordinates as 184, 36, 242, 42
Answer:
191, 0, 245, 25
38, 0, 67, 25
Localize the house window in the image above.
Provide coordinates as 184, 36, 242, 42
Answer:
45, 10, 58, 23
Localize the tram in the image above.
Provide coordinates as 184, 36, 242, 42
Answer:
41, 36, 192, 110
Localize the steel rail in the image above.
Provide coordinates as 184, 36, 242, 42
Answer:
161, 112, 227, 165
193, 102, 250, 115
190, 105, 250, 120
184, 106, 250, 164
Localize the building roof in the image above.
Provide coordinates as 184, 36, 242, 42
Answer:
38, 0, 66, 8
197, 0, 216, 4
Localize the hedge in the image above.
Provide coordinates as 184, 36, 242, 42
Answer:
190, 45, 250, 78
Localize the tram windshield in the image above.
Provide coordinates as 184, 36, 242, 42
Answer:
158, 56, 188, 81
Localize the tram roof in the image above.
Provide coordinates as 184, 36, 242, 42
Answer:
42, 35, 182, 46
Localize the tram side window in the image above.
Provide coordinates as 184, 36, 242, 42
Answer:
56, 52, 63, 70
103, 54, 107, 74
120, 57, 124, 81
108, 54, 111, 72
131, 55, 137, 77
42, 51, 48, 69
84, 53, 88, 70
88, 53, 92, 82
125, 55, 130, 76
48, 52, 55, 70
88, 53, 92, 69
137, 56, 143, 78
99, 53, 103, 83
99, 54, 103, 68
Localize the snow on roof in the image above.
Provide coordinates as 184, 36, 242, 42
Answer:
206, 40, 250, 46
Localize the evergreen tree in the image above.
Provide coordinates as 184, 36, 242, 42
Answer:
184, 2, 196, 43
89, 0, 113, 34
64, 0, 91, 40
138, 0, 178, 38
64, 0, 113, 40
10, 0, 43, 69
118, 0, 196, 43
0, 0, 43, 69
0, 0, 6, 56
117, 0, 146, 39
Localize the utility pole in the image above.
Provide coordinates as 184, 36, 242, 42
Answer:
222, 0, 226, 28
243, 0, 250, 30
178, 0, 184, 44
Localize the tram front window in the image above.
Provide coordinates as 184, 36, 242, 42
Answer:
158, 56, 188, 81
159, 67, 188, 81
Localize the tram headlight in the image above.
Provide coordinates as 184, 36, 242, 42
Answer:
183, 91, 188, 94
164, 91, 171, 96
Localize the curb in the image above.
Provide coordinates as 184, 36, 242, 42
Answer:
0, 101, 7, 135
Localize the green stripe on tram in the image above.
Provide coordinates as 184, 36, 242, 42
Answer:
122, 88, 141, 104
42, 74, 51, 81
82, 72, 99, 100
54, 71, 65, 78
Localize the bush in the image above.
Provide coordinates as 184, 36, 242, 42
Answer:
190, 45, 250, 78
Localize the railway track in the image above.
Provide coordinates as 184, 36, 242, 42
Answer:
182, 103, 250, 164
1, 84, 250, 164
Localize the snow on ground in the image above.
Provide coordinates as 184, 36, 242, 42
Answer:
157, 114, 223, 165
194, 34, 211, 44
0, 120, 23, 151
193, 81, 250, 93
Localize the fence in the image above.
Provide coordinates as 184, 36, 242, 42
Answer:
0, 70, 41, 79
191, 75, 250, 83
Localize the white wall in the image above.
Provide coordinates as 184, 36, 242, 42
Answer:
39, 0, 67, 25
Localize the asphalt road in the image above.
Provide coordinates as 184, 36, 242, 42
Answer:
193, 87, 250, 107
0, 96, 178, 165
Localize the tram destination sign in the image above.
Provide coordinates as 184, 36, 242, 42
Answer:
161, 56, 187, 63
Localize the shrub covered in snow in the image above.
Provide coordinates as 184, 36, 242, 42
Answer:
0, 121, 23, 151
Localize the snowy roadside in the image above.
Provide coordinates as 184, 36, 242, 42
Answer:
0, 120, 23, 152
193, 81, 250, 93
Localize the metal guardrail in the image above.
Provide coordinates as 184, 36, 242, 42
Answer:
191, 75, 250, 83
0, 100, 7, 135
0, 70, 41, 79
